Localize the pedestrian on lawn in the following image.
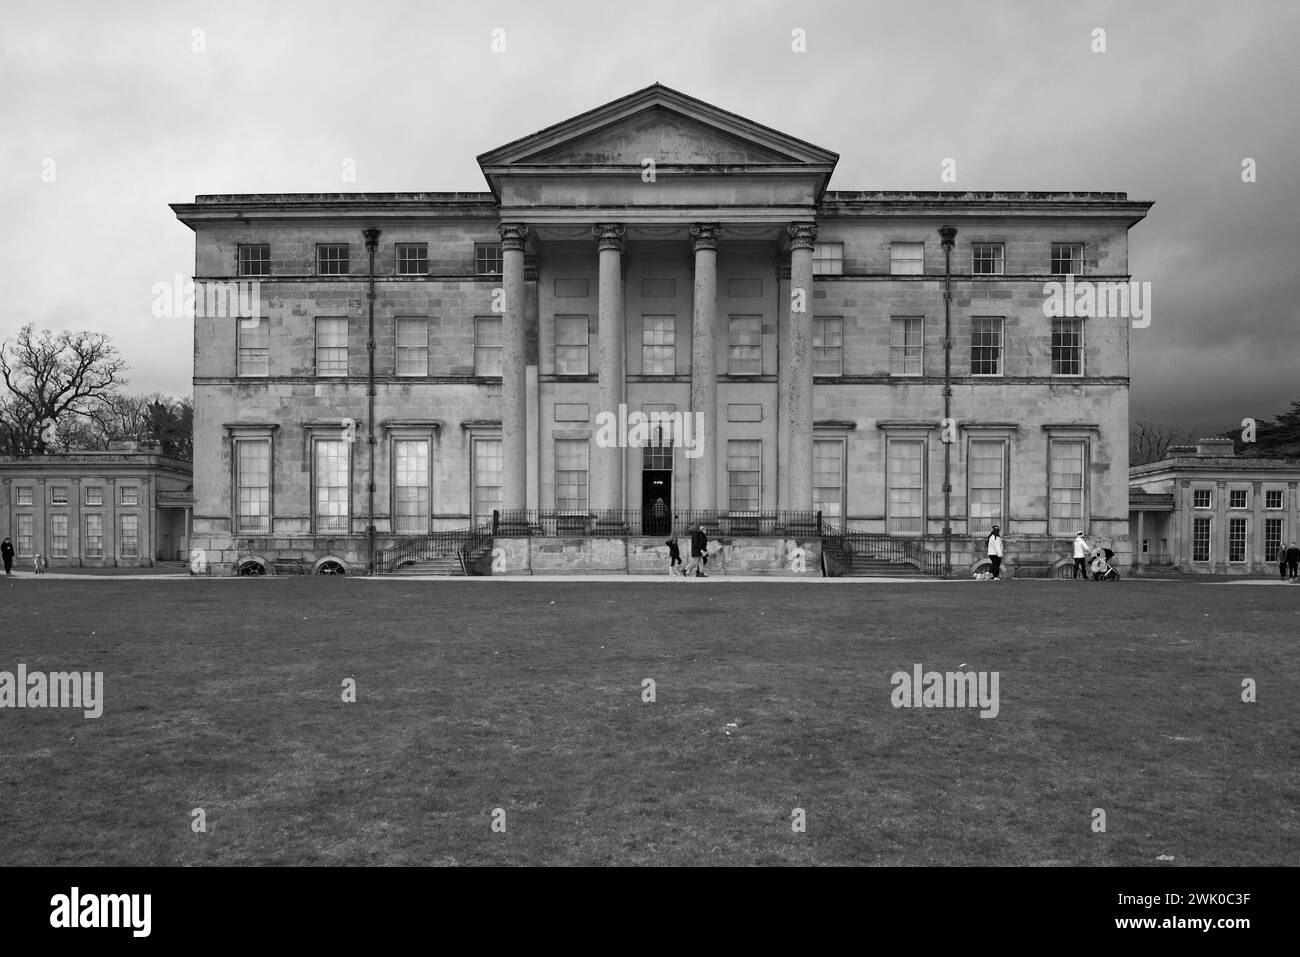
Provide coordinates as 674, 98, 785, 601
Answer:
986, 525, 1004, 581
1072, 530, 1090, 580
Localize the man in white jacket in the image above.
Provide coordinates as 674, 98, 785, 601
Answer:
1072, 530, 1090, 580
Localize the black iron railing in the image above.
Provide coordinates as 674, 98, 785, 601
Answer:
457, 524, 494, 575
491, 509, 825, 538
374, 524, 490, 574
819, 521, 943, 576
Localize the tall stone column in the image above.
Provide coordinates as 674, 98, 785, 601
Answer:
593, 224, 626, 515
499, 223, 529, 514
689, 223, 720, 512
785, 222, 818, 512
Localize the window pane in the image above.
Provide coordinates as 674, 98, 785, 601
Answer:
395, 243, 428, 276
972, 243, 1004, 275
316, 318, 348, 376
475, 243, 503, 275
317, 244, 349, 275
17, 514, 33, 555
890, 243, 924, 275
556, 315, 590, 375
813, 317, 842, 376
968, 440, 1004, 533
236, 439, 271, 533
887, 440, 924, 534
728, 315, 761, 374
473, 438, 502, 522
641, 316, 674, 375
555, 439, 589, 511
51, 514, 69, 558
1048, 440, 1085, 535
812, 243, 843, 276
813, 439, 843, 519
727, 439, 761, 511
1193, 517, 1211, 562
119, 515, 138, 558
1051, 318, 1082, 375
1051, 243, 1083, 275
970, 317, 1003, 375
890, 317, 923, 375
85, 515, 103, 558
314, 439, 350, 533
238, 317, 270, 377
395, 318, 428, 376
393, 439, 430, 534
475, 317, 502, 376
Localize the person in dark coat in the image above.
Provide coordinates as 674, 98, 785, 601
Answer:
665, 537, 683, 576
1287, 542, 1300, 582
1, 537, 13, 576
686, 523, 709, 578
1279, 545, 1289, 581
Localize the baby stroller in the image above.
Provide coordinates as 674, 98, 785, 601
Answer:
1090, 548, 1119, 582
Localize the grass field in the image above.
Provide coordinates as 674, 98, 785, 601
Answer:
1, 577, 1296, 866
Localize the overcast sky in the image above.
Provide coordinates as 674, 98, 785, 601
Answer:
2, 0, 1296, 438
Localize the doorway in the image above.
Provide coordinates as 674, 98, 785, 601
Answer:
642, 470, 672, 535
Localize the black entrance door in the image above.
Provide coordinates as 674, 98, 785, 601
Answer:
642, 471, 671, 535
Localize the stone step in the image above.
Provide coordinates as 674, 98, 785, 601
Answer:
389, 556, 464, 576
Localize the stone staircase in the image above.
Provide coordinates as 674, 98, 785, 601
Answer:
389, 555, 465, 577
821, 531, 940, 578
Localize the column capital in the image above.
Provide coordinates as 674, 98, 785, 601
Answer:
689, 223, 722, 251
593, 223, 626, 251
786, 222, 820, 250
498, 223, 529, 251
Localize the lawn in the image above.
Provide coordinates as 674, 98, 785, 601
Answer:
0, 577, 1296, 866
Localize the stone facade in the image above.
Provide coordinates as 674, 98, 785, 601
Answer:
171, 84, 1151, 576
0, 442, 193, 568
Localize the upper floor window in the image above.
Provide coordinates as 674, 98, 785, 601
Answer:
316, 318, 349, 376
395, 318, 428, 376
1265, 490, 1284, 509
1051, 242, 1083, 276
890, 317, 923, 376
238, 244, 270, 277
475, 317, 502, 377
1051, 318, 1083, 376
120, 486, 140, 506
316, 244, 350, 276
641, 316, 674, 375
396, 243, 428, 276
1193, 489, 1212, 509
85, 486, 103, 506
1229, 489, 1248, 509
238, 317, 270, 377
813, 317, 842, 376
16, 487, 32, 506
727, 315, 762, 375
812, 243, 843, 276
890, 243, 924, 275
970, 317, 1004, 376
971, 243, 1004, 275
475, 243, 503, 276
51, 487, 69, 505
555, 315, 590, 376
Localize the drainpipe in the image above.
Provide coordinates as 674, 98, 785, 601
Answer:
939, 225, 957, 578
364, 227, 380, 573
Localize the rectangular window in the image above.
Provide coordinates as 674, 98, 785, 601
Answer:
1048, 440, 1086, 536
812, 243, 843, 276
475, 243, 503, 276
554, 439, 589, 512
1229, 489, 1248, 509
1265, 518, 1284, 560
237, 316, 270, 377
970, 317, 1003, 376
972, 243, 1004, 275
642, 414, 674, 470
119, 515, 139, 558
555, 315, 590, 375
475, 317, 502, 376
51, 487, 69, 505
393, 439, 430, 535
313, 439, 350, 534
1192, 517, 1211, 562
1228, 517, 1247, 563
395, 318, 428, 376
316, 243, 349, 276
813, 439, 844, 520
472, 438, 502, 523
1051, 318, 1083, 375
1265, 490, 1284, 509
1051, 242, 1084, 275
120, 486, 139, 506
813, 317, 843, 376
640, 316, 674, 375
238, 243, 270, 277
16, 487, 33, 506
890, 317, 924, 376
887, 440, 924, 535
85, 514, 103, 558
727, 440, 761, 511
16, 514, 32, 556
316, 318, 349, 377
51, 514, 68, 558
395, 243, 428, 276
968, 440, 1005, 534
890, 242, 924, 275
728, 315, 762, 375
235, 439, 271, 534
85, 486, 103, 506
1193, 489, 1212, 509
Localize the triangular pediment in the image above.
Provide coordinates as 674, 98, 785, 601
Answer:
479, 83, 838, 171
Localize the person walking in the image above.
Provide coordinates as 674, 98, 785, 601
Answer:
665, 536, 683, 577
986, 525, 1004, 581
685, 523, 709, 578
1278, 545, 1289, 581
1072, 530, 1090, 580
1287, 542, 1300, 582
1, 537, 13, 576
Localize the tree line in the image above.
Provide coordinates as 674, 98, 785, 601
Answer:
1131, 405, 1300, 466
1, 324, 192, 460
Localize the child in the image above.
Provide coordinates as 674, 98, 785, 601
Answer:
33, 553, 47, 575
665, 538, 683, 576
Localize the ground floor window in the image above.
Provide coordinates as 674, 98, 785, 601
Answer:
236, 438, 272, 534
473, 437, 502, 523
813, 439, 844, 520
727, 440, 761, 511
16, 515, 33, 556
887, 439, 924, 535
1228, 517, 1247, 563
1192, 516, 1211, 562
314, 439, 351, 534
968, 439, 1005, 534
1048, 440, 1085, 536
120, 515, 139, 558
393, 439, 430, 535
85, 514, 103, 558
555, 439, 589, 512
50, 514, 69, 558
1265, 518, 1284, 562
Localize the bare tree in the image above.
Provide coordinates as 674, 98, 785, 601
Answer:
1130, 420, 1195, 466
0, 324, 129, 454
